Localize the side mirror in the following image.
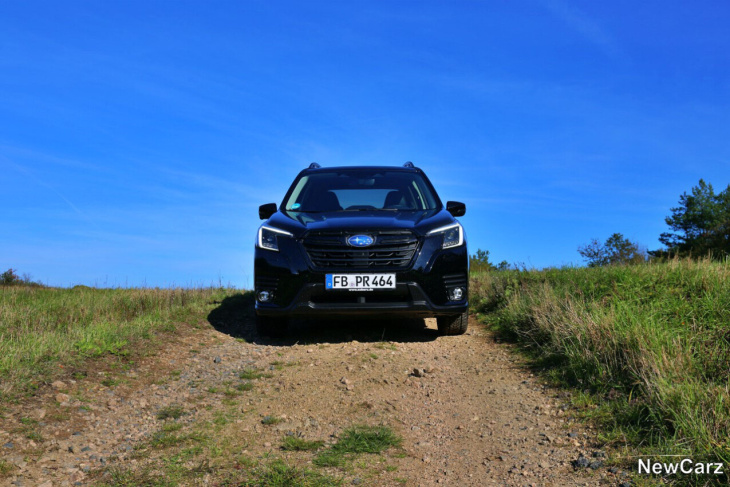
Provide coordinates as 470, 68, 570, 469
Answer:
259, 203, 278, 220
446, 201, 466, 217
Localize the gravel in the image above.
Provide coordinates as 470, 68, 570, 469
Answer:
1, 316, 613, 486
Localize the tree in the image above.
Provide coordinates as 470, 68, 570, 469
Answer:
656, 179, 730, 258
1, 268, 19, 285
578, 233, 647, 267
0, 268, 43, 287
470, 249, 510, 272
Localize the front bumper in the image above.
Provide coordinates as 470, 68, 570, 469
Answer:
254, 234, 469, 318
256, 281, 467, 318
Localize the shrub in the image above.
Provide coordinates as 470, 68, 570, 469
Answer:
1, 268, 43, 287
1, 269, 19, 285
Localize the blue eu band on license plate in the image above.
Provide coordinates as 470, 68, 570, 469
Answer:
325, 274, 395, 290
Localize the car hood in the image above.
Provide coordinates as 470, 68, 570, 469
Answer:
265, 209, 455, 237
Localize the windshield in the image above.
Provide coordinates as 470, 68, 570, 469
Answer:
283, 170, 440, 212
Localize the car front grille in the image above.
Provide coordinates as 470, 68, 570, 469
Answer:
302, 230, 419, 270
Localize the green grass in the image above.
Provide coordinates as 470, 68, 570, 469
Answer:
96, 425, 210, 484
97, 466, 177, 487
332, 425, 402, 454
281, 436, 325, 451
239, 367, 273, 380
99, 454, 212, 487
161, 422, 184, 433
236, 381, 254, 392
17, 417, 43, 442
244, 460, 342, 487
157, 405, 186, 421
213, 410, 233, 426
0, 286, 245, 399
25, 430, 43, 442
261, 415, 282, 425
0, 459, 13, 476
312, 449, 348, 468
149, 430, 205, 449
223, 388, 240, 398
101, 377, 120, 388
471, 258, 730, 470
314, 425, 402, 468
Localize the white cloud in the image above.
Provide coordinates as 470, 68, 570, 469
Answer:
540, 0, 623, 59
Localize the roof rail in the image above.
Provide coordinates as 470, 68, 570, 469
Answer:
403, 161, 415, 168
308, 162, 321, 169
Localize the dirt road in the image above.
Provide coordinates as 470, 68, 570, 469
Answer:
1, 297, 625, 486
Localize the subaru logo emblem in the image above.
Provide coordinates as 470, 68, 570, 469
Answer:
347, 235, 374, 247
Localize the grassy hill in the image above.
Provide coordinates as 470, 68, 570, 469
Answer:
0, 286, 232, 402
470, 258, 730, 469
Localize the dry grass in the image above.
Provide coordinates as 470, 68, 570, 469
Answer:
0, 286, 238, 400
471, 258, 730, 467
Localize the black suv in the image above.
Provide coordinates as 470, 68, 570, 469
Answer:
254, 162, 468, 336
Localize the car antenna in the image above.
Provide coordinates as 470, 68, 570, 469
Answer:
309, 162, 321, 169
403, 161, 415, 168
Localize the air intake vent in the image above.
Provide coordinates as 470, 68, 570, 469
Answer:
255, 275, 279, 290
443, 273, 467, 289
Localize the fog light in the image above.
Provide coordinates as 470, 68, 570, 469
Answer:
257, 290, 273, 302
449, 287, 464, 301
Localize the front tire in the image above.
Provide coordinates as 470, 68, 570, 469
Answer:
256, 315, 288, 338
437, 311, 468, 336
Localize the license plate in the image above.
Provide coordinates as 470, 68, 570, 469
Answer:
325, 274, 395, 290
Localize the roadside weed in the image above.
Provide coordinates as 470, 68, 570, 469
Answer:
281, 436, 325, 451
314, 425, 402, 468
157, 405, 186, 421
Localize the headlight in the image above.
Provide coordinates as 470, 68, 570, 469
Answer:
427, 222, 464, 249
257, 225, 293, 252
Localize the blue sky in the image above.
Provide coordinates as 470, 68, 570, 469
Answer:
2, 1, 729, 287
